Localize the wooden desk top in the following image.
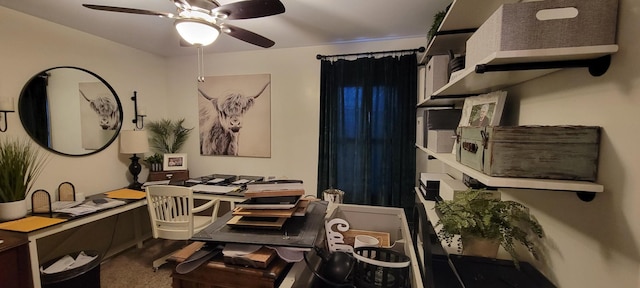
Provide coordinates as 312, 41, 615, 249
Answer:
0, 230, 29, 252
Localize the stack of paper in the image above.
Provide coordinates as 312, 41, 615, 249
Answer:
41, 251, 97, 274
245, 180, 305, 198
51, 201, 84, 211
56, 198, 126, 216
190, 184, 240, 194
142, 180, 170, 188
227, 180, 309, 229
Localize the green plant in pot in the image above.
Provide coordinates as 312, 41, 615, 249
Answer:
147, 118, 193, 154
435, 188, 544, 268
146, 118, 193, 172
143, 153, 163, 172
0, 138, 48, 221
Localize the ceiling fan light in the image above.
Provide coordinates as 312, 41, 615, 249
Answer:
175, 19, 220, 46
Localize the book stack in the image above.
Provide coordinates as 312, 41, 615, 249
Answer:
227, 180, 310, 229
419, 173, 454, 201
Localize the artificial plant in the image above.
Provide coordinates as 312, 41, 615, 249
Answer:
435, 188, 545, 267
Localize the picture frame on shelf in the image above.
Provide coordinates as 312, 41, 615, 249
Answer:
460, 90, 507, 127
163, 153, 187, 171
452, 91, 507, 153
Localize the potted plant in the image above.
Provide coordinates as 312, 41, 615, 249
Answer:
144, 153, 163, 172
0, 138, 48, 221
146, 118, 193, 154
435, 188, 544, 267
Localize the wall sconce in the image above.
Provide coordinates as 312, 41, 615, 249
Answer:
131, 91, 146, 129
0, 97, 15, 132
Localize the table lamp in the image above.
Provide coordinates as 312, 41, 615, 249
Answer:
120, 130, 149, 190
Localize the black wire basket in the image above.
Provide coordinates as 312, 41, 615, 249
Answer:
352, 247, 411, 288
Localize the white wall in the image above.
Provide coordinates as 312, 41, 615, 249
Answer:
0, 6, 168, 197
3, 1, 640, 287
166, 38, 425, 194
498, 1, 640, 286
418, 1, 640, 287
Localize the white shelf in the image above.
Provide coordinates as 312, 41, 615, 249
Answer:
421, 0, 520, 62
416, 145, 604, 193
417, 96, 464, 108
430, 45, 619, 97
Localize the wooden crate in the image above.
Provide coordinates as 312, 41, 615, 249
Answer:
172, 249, 291, 288
456, 126, 600, 181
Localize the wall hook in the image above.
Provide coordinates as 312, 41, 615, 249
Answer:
0, 98, 15, 132
131, 91, 146, 129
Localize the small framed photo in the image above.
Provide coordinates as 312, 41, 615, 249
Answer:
458, 90, 507, 128
452, 91, 507, 153
163, 153, 187, 171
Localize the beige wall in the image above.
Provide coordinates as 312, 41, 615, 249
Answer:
499, 1, 640, 286
0, 6, 168, 197
2, 0, 640, 287
165, 38, 424, 194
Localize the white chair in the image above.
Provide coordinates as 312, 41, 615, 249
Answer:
145, 185, 220, 271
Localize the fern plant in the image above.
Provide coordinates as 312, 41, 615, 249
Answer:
146, 118, 193, 154
428, 3, 451, 44
435, 188, 544, 267
0, 138, 48, 203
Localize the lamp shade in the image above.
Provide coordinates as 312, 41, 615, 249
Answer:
120, 130, 149, 154
175, 19, 220, 46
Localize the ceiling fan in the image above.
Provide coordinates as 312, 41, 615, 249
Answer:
82, 0, 285, 48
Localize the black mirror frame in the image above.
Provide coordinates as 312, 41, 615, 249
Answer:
19, 66, 123, 157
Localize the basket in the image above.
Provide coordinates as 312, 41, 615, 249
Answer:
352, 247, 410, 288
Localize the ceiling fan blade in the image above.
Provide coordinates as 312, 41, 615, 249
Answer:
181, 0, 218, 11
213, 0, 285, 20
222, 24, 275, 48
82, 4, 175, 18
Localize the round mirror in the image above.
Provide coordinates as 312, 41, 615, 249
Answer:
19, 66, 123, 156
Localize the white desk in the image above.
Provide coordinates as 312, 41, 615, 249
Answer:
193, 192, 246, 210
19, 188, 245, 288
25, 198, 147, 288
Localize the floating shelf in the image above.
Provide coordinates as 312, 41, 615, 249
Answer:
416, 145, 604, 193
421, 0, 521, 62
417, 45, 620, 108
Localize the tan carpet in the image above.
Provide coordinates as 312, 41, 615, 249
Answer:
100, 238, 185, 288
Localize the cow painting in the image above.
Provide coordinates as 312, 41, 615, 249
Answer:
198, 78, 270, 157
79, 90, 120, 130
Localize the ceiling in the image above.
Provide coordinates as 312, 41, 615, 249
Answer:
0, 0, 451, 57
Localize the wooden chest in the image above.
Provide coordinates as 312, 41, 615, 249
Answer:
171, 243, 291, 288
147, 170, 189, 182
456, 126, 600, 181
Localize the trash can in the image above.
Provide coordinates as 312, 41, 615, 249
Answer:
40, 250, 101, 288
352, 247, 411, 288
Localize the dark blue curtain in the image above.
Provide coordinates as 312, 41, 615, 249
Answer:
19, 73, 50, 145
317, 54, 417, 214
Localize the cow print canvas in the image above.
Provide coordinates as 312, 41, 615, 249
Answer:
197, 74, 271, 157
79, 81, 120, 150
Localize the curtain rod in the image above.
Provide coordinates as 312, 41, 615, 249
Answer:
316, 47, 425, 60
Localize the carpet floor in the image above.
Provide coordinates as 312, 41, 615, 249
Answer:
100, 238, 185, 288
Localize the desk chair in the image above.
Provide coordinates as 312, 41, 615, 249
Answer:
145, 185, 221, 271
